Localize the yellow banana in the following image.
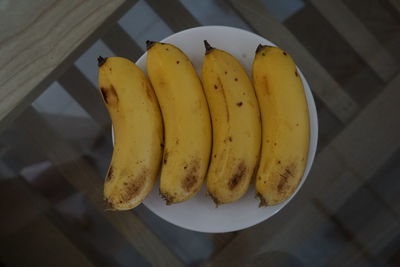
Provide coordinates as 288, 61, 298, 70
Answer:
252, 45, 310, 206
202, 41, 261, 205
98, 56, 163, 210
146, 41, 211, 204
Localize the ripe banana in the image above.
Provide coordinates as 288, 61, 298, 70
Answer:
98, 56, 163, 210
202, 41, 261, 205
146, 41, 212, 204
252, 45, 310, 206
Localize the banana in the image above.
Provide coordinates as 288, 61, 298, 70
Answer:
146, 41, 211, 204
98, 56, 163, 210
202, 41, 261, 205
252, 45, 310, 206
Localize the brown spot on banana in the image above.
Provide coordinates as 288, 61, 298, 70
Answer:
277, 173, 289, 193
228, 161, 247, 190
262, 76, 270, 95
120, 169, 148, 202
277, 163, 297, 194
100, 85, 118, 106
182, 159, 200, 192
183, 174, 197, 192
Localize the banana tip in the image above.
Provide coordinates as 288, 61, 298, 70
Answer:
256, 192, 269, 207
159, 190, 173, 205
255, 44, 274, 54
207, 191, 221, 207
204, 40, 214, 54
146, 40, 156, 50
97, 56, 107, 67
104, 198, 116, 211
255, 44, 264, 54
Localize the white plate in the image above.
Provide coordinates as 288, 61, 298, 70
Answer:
135, 26, 318, 233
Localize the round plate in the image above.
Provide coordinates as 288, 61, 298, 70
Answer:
135, 26, 318, 233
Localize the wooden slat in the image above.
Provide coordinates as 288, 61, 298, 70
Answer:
314, 183, 400, 266
327, 223, 392, 266
14, 107, 184, 267
0, 160, 14, 177
368, 151, 400, 216
329, 250, 373, 267
101, 23, 143, 61
1, 177, 120, 267
312, 199, 376, 267
309, 0, 398, 81
311, 76, 400, 260
0, 178, 50, 237
58, 66, 110, 128
314, 183, 400, 264
45, 208, 124, 267
0, 179, 95, 267
210, 73, 400, 266
0, 215, 95, 267
211, 232, 238, 257
315, 99, 344, 152
227, 0, 359, 123
318, 75, 400, 261
330, 80, 400, 180
347, 199, 400, 250
145, 0, 200, 32
387, 0, 400, 13
0, 0, 136, 132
